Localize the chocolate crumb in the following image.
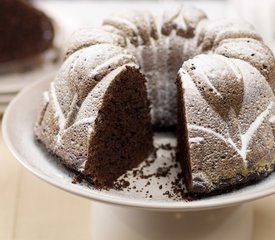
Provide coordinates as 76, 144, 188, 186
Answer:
159, 143, 174, 150
156, 166, 171, 177
145, 181, 151, 187
109, 141, 192, 201
72, 174, 83, 184
113, 179, 130, 190
164, 190, 170, 195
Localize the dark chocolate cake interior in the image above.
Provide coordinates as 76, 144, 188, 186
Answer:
85, 67, 153, 188
176, 75, 192, 192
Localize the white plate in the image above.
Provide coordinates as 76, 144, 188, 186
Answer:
3, 74, 275, 211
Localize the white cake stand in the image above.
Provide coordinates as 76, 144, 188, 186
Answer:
3, 75, 275, 240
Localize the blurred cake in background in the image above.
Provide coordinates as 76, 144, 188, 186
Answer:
0, 0, 58, 73
0, 0, 54, 64
0, 0, 62, 115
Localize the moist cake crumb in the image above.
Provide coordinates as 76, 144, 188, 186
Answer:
72, 174, 83, 184
113, 179, 130, 190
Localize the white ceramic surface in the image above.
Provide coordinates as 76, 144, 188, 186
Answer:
3, 74, 275, 211
91, 202, 253, 240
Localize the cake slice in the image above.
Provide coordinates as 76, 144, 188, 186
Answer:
177, 54, 275, 194
35, 44, 153, 188
83, 66, 153, 187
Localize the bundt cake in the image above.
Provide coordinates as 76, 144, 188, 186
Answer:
177, 55, 275, 194
36, 44, 153, 187
35, 5, 275, 195
0, 0, 54, 71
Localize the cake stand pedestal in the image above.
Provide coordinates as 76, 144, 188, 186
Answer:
91, 203, 253, 240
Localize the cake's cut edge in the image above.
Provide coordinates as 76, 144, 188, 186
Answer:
176, 72, 193, 192
84, 66, 154, 188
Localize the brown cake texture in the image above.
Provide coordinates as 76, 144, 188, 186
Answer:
35, 5, 275, 195
0, 0, 54, 64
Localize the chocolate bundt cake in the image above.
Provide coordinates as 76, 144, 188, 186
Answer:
36, 44, 153, 187
177, 55, 275, 194
0, 0, 54, 65
35, 5, 275, 194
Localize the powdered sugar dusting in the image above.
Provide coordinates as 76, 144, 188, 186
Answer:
189, 137, 204, 144
240, 101, 274, 161
49, 82, 65, 129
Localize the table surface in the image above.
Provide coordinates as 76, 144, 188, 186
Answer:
1, 1, 275, 239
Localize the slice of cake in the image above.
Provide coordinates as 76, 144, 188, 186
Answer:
35, 44, 153, 188
177, 54, 275, 194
